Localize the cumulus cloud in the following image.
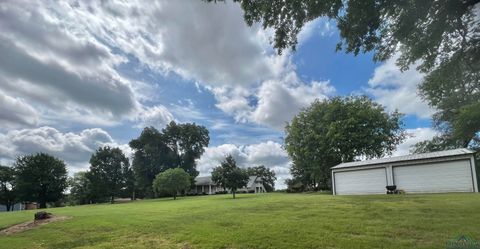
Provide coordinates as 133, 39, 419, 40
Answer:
251, 74, 335, 129
211, 86, 253, 123
367, 56, 435, 119
134, 105, 174, 129
0, 91, 38, 128
393, 127, 438, 156
0, 0, 333, 131
196, 141, 291, 189
0, 2, 141, 126
59, 0, 277, 88
212, 72, 335, 130
0, 127, 130, 173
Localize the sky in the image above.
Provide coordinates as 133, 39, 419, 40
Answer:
0, 1, 438, 189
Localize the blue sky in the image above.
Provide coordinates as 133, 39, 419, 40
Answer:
0, 1, 437, 188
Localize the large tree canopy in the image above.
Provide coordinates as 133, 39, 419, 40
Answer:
0, 165, 16, 211
162, 121, 210, 177
212, 155, 249, 199
130, 122, 209, 198
88, 146, 131, 204
219, 0, 480, 152
14, 153, 68, 208
129, 126, 174, 198
152, 168, 191, 200
68, 172, 93, 205
284, 96, 405, 190
227, 0, 479, 68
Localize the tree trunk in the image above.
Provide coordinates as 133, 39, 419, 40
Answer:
6, 202, 11, 212
110, 195, 114, 204
131, 190, 136, 201
39, 201, 47, 209
173, 193, 177, 200
232, 190, 236, 199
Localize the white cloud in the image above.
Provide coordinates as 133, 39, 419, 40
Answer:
212, 72, 335, 130
0, 91, 39, 129
251, 74, 335, 129
62, 0, 277, 88
0, 127, 130, 173
0, 0, 332, 131
0, 1, 141, 127
196, 141, 291, 189
393, 127, 438, 156
211, 86, 253, 123
134, 105, 174, 129
297, 18, 336, 46
367, 56, 435, 119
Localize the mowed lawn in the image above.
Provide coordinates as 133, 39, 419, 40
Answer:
1, 193, 480, 249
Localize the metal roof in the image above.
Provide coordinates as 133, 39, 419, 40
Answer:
331, 148, 475, 170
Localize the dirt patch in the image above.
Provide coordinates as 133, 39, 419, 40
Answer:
0, 215, 71, 235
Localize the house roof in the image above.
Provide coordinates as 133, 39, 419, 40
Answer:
194, 175, 261, 187
194, 176, 214, 186
247, 176, 259, 188
331, 148, 475, 170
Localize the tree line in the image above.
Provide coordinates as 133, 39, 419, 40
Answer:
0, 121, 278, 210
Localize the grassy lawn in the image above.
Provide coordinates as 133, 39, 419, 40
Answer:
0, 193, 479, 249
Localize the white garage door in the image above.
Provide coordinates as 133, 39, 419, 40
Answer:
334, 168, 387, 195
393, 160, 474, 193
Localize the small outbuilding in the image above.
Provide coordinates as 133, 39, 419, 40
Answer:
331, 148, 478, 195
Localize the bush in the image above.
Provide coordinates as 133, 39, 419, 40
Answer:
34, 211, 52, 220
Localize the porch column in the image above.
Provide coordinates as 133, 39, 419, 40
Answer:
209, 185, 212, 194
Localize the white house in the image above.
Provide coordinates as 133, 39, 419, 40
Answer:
193, 175, 266, 194
331, 148, 478, 195
239, 176, 266, 193
193, 176, 222, 194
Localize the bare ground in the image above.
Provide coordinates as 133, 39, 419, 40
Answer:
0, 215, 71, 236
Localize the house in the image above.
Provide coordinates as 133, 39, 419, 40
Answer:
193, 176, 223, 194
238, 176, 266, 193
331, 148, 478, 195
193, 175, 266, 194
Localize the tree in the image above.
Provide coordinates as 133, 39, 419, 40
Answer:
212, 155, 249, 199
88, 146, 130, 204
417, 60, 480, 149
285, 96, 405, 190
285, 178, 305, 193
130, 127, 174, 198
225, 0, 478, 72
0, 166, 16, 211
162, 121, 210, 178
122, 162, 136, 200
246, 165, 277, 192
68, 171, 92, 205
130, 123, 209, 198
152, 168, 191, 200
14, 153, 68, 208
216, 0, 480, 152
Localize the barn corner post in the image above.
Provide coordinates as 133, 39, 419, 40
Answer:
471, 155, 479, 192
331, 170, 336, 196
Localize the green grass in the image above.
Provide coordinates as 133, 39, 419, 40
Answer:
1, 193, 479, 248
